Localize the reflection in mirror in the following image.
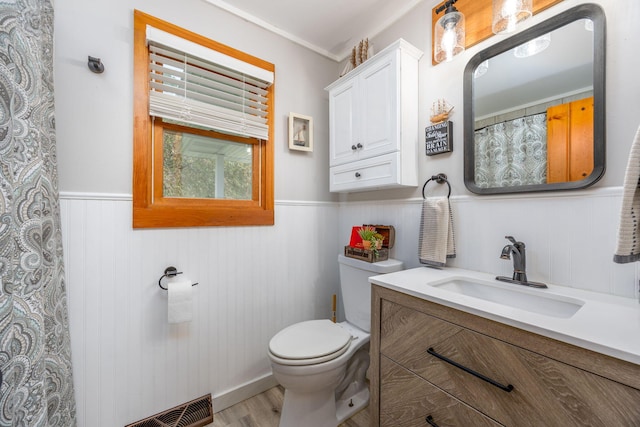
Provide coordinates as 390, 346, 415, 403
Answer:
464, 4, 605, 194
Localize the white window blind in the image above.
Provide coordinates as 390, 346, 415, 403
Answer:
146, 26, 273, 140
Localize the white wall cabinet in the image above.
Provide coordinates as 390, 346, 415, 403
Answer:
326, 39, 423, 193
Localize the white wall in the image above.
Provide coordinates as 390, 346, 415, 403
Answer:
54, 0, 640, 425
53, 0, 342, 425
351, 0, 640, 200
54, 0, 338, 202
338, 188, 637, 298
337, 0, 640, 298
61, 196, 340, 425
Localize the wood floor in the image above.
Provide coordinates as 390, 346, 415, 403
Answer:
211, 385, 370, 427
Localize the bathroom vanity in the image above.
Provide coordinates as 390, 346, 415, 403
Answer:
369, 267, 640, 426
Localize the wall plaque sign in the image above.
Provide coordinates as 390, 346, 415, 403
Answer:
425, 121, 453, 156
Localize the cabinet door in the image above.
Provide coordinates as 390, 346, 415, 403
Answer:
329, 78, 358, 166
546, 97, 594, 183
359, 51, 399, 160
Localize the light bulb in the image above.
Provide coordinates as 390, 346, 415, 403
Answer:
501, 0, 517, 17
492, 0, 532, 34
434, 7, 465, 63
441, 26, 456, 52
514, 33, 551, 58
584, 18, 594, 32
474, 60, 489, 78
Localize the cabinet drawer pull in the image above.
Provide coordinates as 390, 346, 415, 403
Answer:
355, 172, 361, 178
356, 143, 363, 149
425, 415, 439, 427
427, 347, 514, 392
351, 145, 357, 150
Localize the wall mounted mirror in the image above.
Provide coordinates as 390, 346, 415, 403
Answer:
463, 3, 605, 194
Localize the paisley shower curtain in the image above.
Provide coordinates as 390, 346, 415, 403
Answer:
0, 0, 77, 425
474, 113, 547, 188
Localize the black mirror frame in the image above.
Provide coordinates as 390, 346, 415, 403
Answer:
463, 3, 606, 195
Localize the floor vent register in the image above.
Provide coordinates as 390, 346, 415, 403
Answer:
125, 394, 213, 427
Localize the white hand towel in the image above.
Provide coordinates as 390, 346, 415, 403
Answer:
168, 278, 193, 323
419, 197, 456, 267
614, 124, 640, 263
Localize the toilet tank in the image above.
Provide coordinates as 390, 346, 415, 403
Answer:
338, 254, 403, 332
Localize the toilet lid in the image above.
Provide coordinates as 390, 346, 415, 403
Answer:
269, 319, 352, 360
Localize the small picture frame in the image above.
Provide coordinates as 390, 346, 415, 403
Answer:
288, 113, 313, 152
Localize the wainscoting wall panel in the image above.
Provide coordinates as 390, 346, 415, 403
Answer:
60, 188, 638, 427
338, 187, 638, 298
60, 195, 340, 427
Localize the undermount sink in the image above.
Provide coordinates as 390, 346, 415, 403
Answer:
430, 277, 585, 319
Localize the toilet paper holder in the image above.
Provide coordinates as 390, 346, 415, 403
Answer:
158, 266, 199, 290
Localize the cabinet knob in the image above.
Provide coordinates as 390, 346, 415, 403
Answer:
355, 172, 361, 178
356, 143, 363, 149
351, 145, 357, 150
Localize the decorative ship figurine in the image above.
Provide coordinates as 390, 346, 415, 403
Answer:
340, 38, 373, 77
430, 99, 454, 124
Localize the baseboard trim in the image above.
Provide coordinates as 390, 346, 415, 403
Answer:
213, 373, 279, 413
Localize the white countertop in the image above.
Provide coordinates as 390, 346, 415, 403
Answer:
369, 267, 640, 365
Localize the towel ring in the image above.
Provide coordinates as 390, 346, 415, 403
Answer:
422, 173, 451, 199
158, 266, 199, 290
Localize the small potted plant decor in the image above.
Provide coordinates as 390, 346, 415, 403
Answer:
357, 226, 384, 254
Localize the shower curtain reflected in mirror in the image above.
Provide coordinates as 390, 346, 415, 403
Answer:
0, 0, 77, 425
474, 113, 547, 188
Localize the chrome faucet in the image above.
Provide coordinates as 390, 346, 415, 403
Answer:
497, 236, 547, 288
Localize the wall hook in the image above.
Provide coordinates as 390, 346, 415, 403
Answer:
87, 56, 104, 73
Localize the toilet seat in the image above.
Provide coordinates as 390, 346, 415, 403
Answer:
269, 319, 352, 366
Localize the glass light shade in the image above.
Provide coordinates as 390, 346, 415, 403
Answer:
492, 0, 532, 34
434, 10, 465, 63
513, 33, 551, 58
474, 60, 489, 78
584, 18, 594, 32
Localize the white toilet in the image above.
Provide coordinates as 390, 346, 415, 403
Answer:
268, 254, 403, 427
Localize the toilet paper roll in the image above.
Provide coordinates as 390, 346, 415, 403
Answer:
168, 278, 193, 324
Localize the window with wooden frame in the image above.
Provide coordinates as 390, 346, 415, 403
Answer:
133, 10, 274, 228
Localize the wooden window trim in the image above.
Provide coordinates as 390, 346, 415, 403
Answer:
133, 10, 274, 228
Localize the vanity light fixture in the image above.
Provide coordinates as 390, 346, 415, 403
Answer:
434, 0, 465, 63
492, 0, 533, 34
513, 33, 551, 58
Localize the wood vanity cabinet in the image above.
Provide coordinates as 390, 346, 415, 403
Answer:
325, 39, 422, 193
370, 285, 640, 427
